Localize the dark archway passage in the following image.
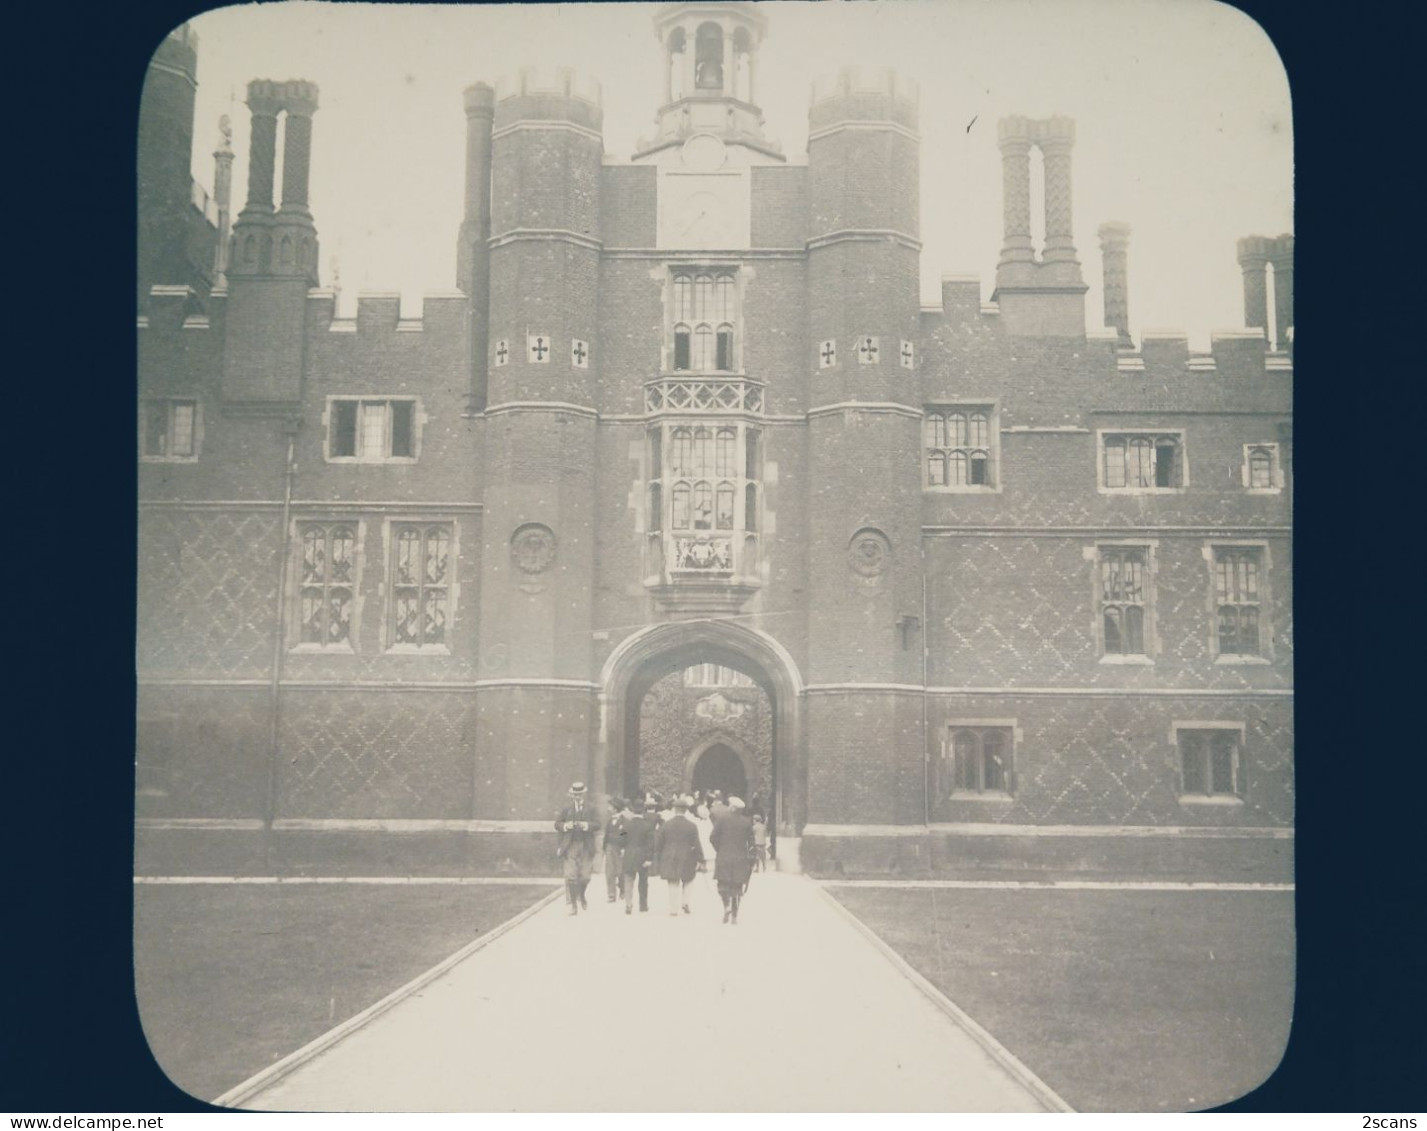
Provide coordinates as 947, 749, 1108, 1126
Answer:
690, 742, 749, 800
597, 621, 805, 840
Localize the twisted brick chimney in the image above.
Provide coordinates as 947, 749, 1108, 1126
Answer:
1269, 233, 1293, 350
1097, 221, 1131, 347
1236, 235, 1270, 334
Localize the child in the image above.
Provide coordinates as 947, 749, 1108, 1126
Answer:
751, 813, 768, 872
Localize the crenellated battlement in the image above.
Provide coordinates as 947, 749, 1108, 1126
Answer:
809, 66, 918, 109
302, 289, 471, 337
495, 66, 603, 107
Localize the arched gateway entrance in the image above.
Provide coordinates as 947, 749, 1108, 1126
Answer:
596, 620, 806, 841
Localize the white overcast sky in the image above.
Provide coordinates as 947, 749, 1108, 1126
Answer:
182, 0, 1292, 349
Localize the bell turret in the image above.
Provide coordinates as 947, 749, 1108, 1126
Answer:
634, 2, 782, 161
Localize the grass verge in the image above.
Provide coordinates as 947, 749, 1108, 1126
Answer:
825, 887, 1294, 1112
134, 883, 554, 1103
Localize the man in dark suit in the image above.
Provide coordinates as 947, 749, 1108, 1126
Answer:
602, 797, 628, 903
653, 795, 703, 916
710, 796, 755, 925
554, 781, 601, 915
620, 798, 658, 914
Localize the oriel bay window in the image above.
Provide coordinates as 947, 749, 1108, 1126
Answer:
671, 269, 738, 373
648, 422, 760, 576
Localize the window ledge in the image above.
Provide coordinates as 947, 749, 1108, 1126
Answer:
325, 457, 419, 466
290, 643, 357, 655
924, 485, 1001, 494
1245, 488, 1283, 496
1214, 655, 1271, 665
1099, 654, 1154, 665
1178, 795, 1244, 806
383, 645, 453, 656
1098, 487, 1188, 496
948, 791, 1015, 803
140, 456, 199, 464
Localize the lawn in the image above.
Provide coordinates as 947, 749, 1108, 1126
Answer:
825, 887, 1294, 1113
133, 882, 555, 1104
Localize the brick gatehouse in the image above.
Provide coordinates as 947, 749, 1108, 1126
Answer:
137, 4, 1292, 878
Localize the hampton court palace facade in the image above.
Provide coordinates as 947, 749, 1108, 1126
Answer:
137, 4, 1293, 877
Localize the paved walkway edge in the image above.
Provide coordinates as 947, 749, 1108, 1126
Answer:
811, 880, 1077, 1114
210, 888, 563, 1109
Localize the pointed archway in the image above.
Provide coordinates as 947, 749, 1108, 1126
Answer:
596, 620, 805, 838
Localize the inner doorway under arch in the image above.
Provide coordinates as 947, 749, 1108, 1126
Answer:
689, 741, 750, 801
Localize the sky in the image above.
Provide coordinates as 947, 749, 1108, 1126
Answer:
180, 0, 1293, 350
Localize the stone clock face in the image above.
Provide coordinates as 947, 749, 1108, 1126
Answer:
676, 190, 728, 245
659, 175, 748, 249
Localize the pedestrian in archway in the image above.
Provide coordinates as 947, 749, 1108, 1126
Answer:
554, 782, 600, 916
711, 796, 754, 925
653, 795, 703, 916
709, 789, 730, 826
621, 798, 658, 914
602, 797, 629, 903
691, 795, 716, 899
751, 811, 768, 873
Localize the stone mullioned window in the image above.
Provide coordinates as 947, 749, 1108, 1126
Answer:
1175, 724, 1243, 802
140, 398, 199, 461
326, 397, 419, 463
924, 407, 996, 490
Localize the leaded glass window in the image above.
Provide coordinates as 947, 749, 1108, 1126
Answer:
924, 407, 995, 488
140, 399, 198, 459
649, 419, 762, 577
945, 727, 1012, 795
670, 269, 739, 372
1103, 432, 1182, 490
329, 398, 417, 461
298, 524, 356, 647
1214, 547, 1263, 656
391, 524, 451, 649
1100, 547, 1148, 656
1178, 728, 1240, 797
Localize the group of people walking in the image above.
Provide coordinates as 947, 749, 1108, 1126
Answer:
554, 781, 770, 925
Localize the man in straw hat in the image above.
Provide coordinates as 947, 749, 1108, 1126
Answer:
554, 781, 601, 915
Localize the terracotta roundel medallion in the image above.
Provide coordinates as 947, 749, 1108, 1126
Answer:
511, 523, 556, 576
848, 528, 890, 579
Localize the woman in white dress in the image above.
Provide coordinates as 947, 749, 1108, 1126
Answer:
691, 797, 716, 905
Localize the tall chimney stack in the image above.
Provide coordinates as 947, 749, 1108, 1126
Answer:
458, 83, 496, 415
1269, 233, 1293, 350
1236, 235, 1270, 334
212, 114, 234, 287
1098, 221, 1131, 347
